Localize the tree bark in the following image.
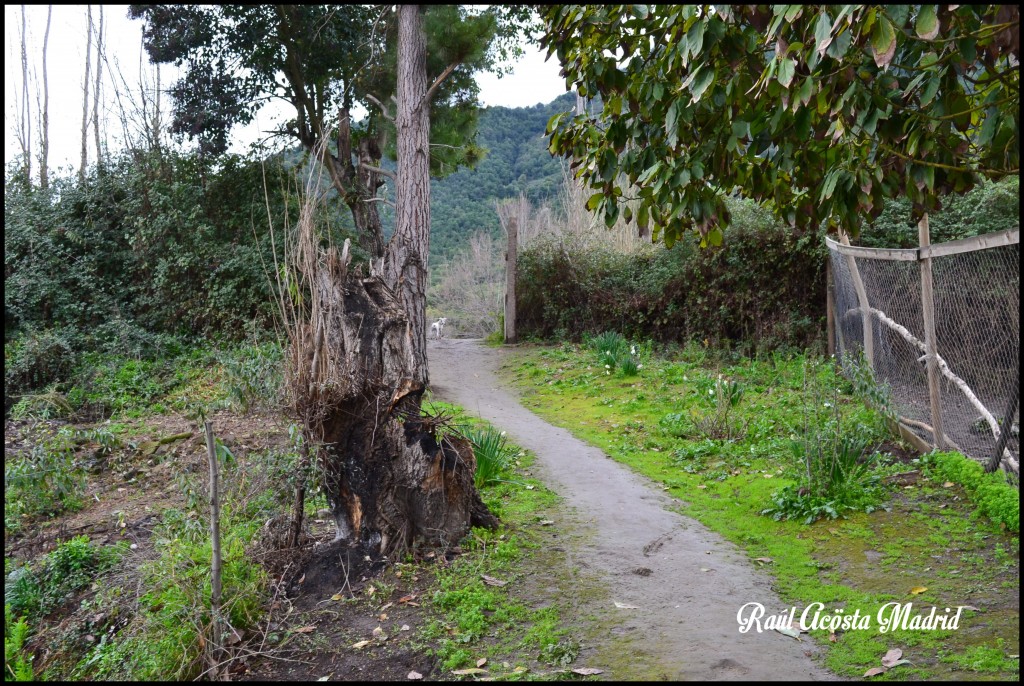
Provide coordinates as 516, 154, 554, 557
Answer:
383, 5, 432, 384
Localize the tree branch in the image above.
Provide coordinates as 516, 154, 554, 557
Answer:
365, 93, 395, 123
421, 61, 460, 109
359, 162, 396, 181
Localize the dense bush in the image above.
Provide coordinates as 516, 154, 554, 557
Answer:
517, 198, 827, 355
3, 149, 355, 402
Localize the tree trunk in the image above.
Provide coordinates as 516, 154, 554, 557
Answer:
18, 5, 31, 182
93, 5, 104, 170
297, 6, 497, 557
39, 5, 51, 190
80, 5, 92, 183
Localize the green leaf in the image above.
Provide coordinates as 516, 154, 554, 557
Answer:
586, 192, 604, 211
920, 74, 941, 105
796, 76, 814, 107
690, 67, 715, 102
665, 100, 680, 148
776, 58, 796, 89
827, 27, 852, 59
814, 11, 833, 55
871, 17, 897, 68
915, 5, 939, 40
708, 227, 723, 246
686, 20, 705, 58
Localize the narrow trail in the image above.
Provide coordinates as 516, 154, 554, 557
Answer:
428, 339, 837, 681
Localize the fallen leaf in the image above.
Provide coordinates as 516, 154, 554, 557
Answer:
697, 484, 707, 489
909, 586, 928, 595
295, 626, 316, 634
613, 601, 638, 609
754, 557, 773, 564
380, 602, 393, 611
700, 568, 711, 572
512, 666, 528, 673
351, 640, 371, 649
960, 605, 980, 611
331, 593, 345, 601
525, 485, 535, 490
317, 677, 330, 682
398, 594, 418, 603
408, 671, 423, 680
297, 574, 305, 584
481, 575, 508, 587
452, 668, 488, 675
943, 481, 954, 487
864, 666, 888, 677
774, 626, 802, 640
881, 648, 903, 667
829, 633, 838, 643
401, 624, 411, 632
539, 520, 555, 526
572, 667, 604, 675
477, 658, 487, 668
379, 613, 389, 621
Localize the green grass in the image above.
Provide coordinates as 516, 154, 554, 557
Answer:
418, 399, 582, 678
502, 342, 1019, 681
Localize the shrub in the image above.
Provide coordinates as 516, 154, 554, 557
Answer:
517, 197, 827, 354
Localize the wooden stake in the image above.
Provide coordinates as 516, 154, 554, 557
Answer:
839, 232, 873, 371
918, 214, 944, 451
204, 421, 224, 680
504, 215, 518, 344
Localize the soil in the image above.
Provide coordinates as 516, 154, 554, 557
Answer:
427, 338, 837, 680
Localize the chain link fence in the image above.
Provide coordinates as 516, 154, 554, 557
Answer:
827, 229, 1019, 480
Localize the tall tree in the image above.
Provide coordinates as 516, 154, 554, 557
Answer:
93, 5, 104, 169
80, 5, 93, 183
39, 5, 51, 190
130, 4, 535, 554
541, 5, 1019, 245
17, 5, 31, 181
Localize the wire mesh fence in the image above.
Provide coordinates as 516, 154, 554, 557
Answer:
827, 228, 1019, 481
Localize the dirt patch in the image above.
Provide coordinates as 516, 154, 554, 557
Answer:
428, 338, 837, 680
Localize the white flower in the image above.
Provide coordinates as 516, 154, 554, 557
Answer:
501, 431, 507, 436
637, 364, 643, 369
709, 389, 714, 395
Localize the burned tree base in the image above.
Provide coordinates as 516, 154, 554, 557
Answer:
290, 243, 497, 559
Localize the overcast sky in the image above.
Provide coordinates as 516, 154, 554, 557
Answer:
4, 5, 568, 172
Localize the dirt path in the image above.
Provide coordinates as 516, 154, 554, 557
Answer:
428, 339, 837, 681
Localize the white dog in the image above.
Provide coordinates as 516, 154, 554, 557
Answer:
430, 317, 447, 339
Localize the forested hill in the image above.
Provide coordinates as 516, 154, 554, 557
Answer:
428, 91, 575, 259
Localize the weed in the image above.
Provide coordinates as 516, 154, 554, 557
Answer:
4, 428, 87, 533
920, 452, 1019, 532
218, 342, 283, 413
4, 605, 34, 681
539, 638, 580, 667
5, 537, 124, 619
462, 426, 515, 489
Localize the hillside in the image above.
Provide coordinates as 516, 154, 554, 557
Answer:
427, 91, 576, 258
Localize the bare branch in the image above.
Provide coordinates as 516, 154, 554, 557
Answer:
358, 162, 396, 181
421, 61, 459, 109
365, 93, 395, 123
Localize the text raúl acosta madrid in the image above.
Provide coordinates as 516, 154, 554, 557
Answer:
738, 602, 967, 634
